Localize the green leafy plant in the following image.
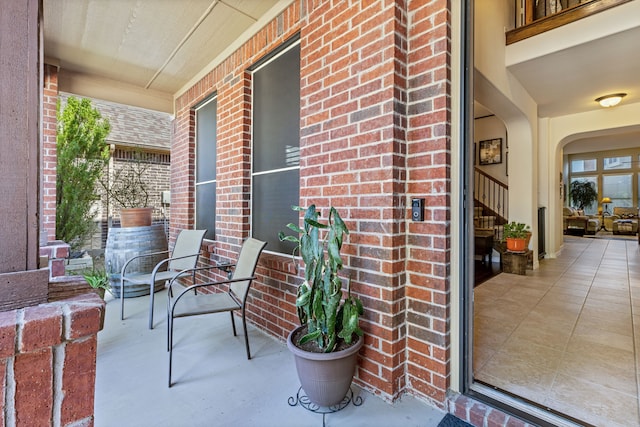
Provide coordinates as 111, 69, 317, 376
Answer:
569, 180, 598, 210
503, 221, 531, 239
82, 267, 111, 297
279, 205, 363, 353
56, 97, 111, 250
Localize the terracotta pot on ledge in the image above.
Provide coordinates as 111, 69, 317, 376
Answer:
120, 207, 153, 227
505, 237, 527, 253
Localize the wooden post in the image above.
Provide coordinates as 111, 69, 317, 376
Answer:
0, 0, 49, 309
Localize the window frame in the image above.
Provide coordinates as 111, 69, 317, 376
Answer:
249, 36, 301, 255
194, 94, 218, 241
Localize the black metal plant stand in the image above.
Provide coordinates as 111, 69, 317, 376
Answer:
599, 211, 610, 232
288, 386, 363, 427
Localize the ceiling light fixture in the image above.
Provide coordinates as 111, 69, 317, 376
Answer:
595, 93, 627, 108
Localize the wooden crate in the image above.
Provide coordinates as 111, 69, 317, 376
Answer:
502, 250, 532, 275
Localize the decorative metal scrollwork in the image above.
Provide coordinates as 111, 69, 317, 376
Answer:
288, 386, 363, 427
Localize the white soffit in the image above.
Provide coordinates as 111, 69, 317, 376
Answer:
44, 0, 288, 112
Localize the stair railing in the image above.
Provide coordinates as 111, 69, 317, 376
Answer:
474, 168, 509, 240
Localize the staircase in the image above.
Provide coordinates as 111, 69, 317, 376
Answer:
474, 168, 508, 260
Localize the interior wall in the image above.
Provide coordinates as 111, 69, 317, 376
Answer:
474, 2, 539, 262
474, 115, 508, 184
547, 103, 640, 255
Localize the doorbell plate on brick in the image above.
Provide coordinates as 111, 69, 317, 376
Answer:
411, 198, 424, 221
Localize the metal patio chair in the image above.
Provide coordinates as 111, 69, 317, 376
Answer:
166, 237, 267, 387
120, 229, 207, 329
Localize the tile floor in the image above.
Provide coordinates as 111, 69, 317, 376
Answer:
474, 235, 640, 427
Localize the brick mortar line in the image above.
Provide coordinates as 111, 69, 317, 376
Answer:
52, 345, 64, 427
5, 357, 15, 427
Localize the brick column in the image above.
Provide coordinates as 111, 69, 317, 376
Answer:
42, 63, 59, 242
0, 293, 105, 426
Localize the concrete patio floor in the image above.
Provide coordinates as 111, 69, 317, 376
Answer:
95, 290, 447, 427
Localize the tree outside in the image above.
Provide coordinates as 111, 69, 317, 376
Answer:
56, 96, 111, 252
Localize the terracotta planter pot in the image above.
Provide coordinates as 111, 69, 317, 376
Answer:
120, 207, 153, 227
287, 325, 363, 407
506, 237, 527, 253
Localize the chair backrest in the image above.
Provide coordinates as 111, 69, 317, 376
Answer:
168, 230, 207, 271
230, 238, 267, 301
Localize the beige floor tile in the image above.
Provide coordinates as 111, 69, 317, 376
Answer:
497, 336, 564, 371
474, 303, 529, 325
508, 319, 573, 351
475, 235, 640, 426
473, 314, 517, 350
545, 288, 589, 303
587, 286, 630, 299
552, 276, 593, 287
569, 327, 634, 353
546, 374, 639, 427
574, 314, 633, 337
581, 299, 632, 316
527, 306, 581, 325
474, 371, 549, 405
472, 344, 495, 373
557, 351, 637, 396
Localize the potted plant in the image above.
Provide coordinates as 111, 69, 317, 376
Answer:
82, 267, 112, 299
569, 180, 597, 211
279, 205, 364, 407
101, 151, 153, 227
503, 221, 531, 253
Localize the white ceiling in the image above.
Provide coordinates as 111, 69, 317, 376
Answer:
44, 0, 640, 145
481, 2, 640, 153
506, 24, 640, 118
44, 0, 288, 112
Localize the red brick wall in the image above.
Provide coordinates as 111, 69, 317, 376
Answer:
405, 0, 451, 404
0, 293, 105, 426
43, 64, 59, 242
172, 0, 451, 409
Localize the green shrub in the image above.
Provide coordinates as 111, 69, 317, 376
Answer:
56, 97, 110, 250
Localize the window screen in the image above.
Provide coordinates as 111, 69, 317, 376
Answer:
252, 40, 300, 254
195, 96, 217, 240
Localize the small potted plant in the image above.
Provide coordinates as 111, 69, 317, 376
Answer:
503, 221, 531, 252
279, 205, 364, 407
82, 267, 112, 299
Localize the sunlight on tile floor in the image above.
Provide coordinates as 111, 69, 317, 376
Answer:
474, 236, 640, 427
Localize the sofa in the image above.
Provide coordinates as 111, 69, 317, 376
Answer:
563, 207, 600, 235
611, 207, 639, 235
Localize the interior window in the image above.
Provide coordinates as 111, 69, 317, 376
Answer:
570, 158, 596, 173
604, 156, 632, 170
251, 38, 300, 254
603, 174, 633, 208
195, 96, 217, 240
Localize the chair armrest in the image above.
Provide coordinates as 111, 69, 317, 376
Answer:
168, 276, 256, 309
165, 263, 237, 293
120, 250, 170, 276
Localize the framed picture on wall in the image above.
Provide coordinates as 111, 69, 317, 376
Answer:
479, 138, 502, 165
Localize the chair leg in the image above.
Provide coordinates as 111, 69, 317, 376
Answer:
167, 305, 171, 352
148, 282, 155, 329
168, 316, 174, 387
167, 313, 171, 351
229, 312, 237, 336
242, 309, 251, 360
120, 277, 125, 320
